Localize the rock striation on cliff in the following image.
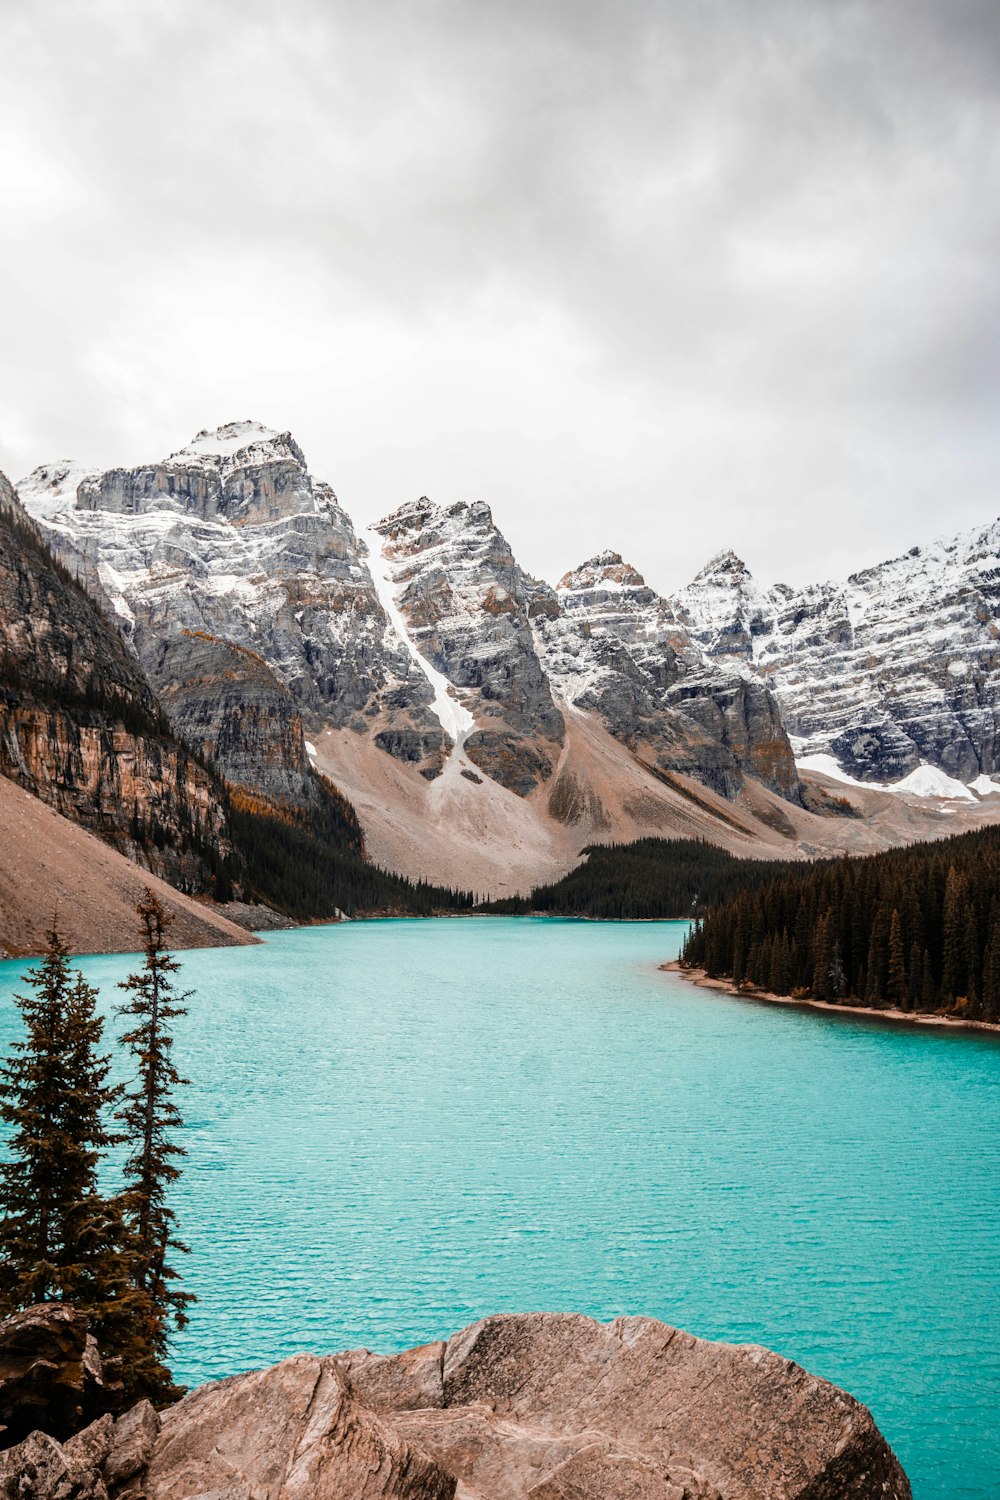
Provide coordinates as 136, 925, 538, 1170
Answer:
372, 497, 566, 794
17, 426, 799, 809
534, 551, 799, 801
1, 1312, 910, 1500
674, 526, 1000, 783
17, 423, 445, 785
0, 472, 232, 894
17, 417, 1000, 896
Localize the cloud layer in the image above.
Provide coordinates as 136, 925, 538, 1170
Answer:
2, 0, 998, 591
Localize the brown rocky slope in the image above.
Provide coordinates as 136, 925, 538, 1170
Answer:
2, 1311, 910, 1499
0, 774, 255, 958
0, 473, 233, 896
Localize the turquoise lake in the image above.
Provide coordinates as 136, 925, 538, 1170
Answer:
1, 917, 998, 1498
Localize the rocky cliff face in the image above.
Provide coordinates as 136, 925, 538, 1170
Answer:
0, 474, 231, 893
372, 497, 565, 794
19, 426, 795, 808
18, 423, 444, 776
145, 630, 315, 805
533, 552, 799, 801
1, 1311, 910, 1499
674, 525, 1000, 783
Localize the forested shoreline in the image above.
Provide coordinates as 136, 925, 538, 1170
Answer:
680, 825, 1000, 1022
482, 839, 804, 920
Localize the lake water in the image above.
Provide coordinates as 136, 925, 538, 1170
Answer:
1, 917, 998, 1498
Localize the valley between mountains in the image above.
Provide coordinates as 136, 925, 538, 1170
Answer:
5, 418, 1000, 939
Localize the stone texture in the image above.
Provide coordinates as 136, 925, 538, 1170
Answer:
673, 526, 1000, 783
17, 430, 804, 807
340, 1314, 911, 1500
144, 1354, 454, 1500
63, 1415, 114, 1477
17, 425, 443, 774
373, 497, 565, 794
146, 631, 315, 805
0, 1305, 103, 1447
533, 553, 799, 802
0, 1313, 909, 1500
101, 1402, 159, 1490
0, 1429, 109, 1500
0, 473, 232, 892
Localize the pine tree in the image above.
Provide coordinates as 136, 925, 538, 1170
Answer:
116, 891, 195, 1402
0, 925, 76, 1310
0, 929, 129, 1332
812, 909, 833, 999
886, 909, 907, 1008
941, 865, 966, 1004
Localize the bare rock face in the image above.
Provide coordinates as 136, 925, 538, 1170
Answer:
16, 429, 803, 809
0, 474, 233, 893
534, 553, 799, 802
16, 425, 442, 766
0, 1304, 103, 1447
372, 498, 566, 795
0, 1401, 160, 1499
144, 1354, 454, 1500
146, 631, 315, 805
673, 525, 1000, 784
77, 1313, 905, 1500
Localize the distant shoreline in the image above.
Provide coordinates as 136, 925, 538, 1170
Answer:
663, 961, 1000, 1035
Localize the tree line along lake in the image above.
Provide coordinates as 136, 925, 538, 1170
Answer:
0, 916, 997, 1499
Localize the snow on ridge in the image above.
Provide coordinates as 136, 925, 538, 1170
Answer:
797, 753, 977, 801
363, 523, 474, 747
16, 461, 98, 519
174, 420, 285, 462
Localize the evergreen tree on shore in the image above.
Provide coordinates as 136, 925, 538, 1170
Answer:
681, 824, 1000, 1021
0, 927, 136, 1366
116, 890, 195, 1400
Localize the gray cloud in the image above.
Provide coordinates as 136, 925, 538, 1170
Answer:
1, 0, 999, 593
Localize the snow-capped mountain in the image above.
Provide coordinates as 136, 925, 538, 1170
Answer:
18, 422, 445, 791
534, 551, 798, 801
673, 523, 1000, 782
15, 418, 1000, 893
16, 423, 794, 809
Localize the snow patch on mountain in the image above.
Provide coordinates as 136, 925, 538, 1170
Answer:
363, 523, 474, 748
677, 514, 1000, 784
798, 753, 977, 801
16, 460, 99, 520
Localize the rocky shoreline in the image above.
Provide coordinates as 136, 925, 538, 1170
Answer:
665, 960, 1000, 1035
0, 1305, 910, 1499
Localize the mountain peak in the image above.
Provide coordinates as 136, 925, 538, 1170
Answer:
374, 496, 498, 538
558, 551, 647, 592
689, 549, 753, 587
169, 420, 306, 470
16, 460, 100, 520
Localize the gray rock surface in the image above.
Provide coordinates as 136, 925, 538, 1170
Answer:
17, 424, 443, 770
17, 427, 803, 805
146, 632, 315, 805
373, 497, 565, 794
674, 527, 1000, 782
534, 553, 799, 801
0, 475, 232, 891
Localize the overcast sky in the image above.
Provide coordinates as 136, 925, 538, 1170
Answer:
1, 0, 998, 594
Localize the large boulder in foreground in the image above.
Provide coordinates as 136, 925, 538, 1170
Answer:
0, 1311, 911, 1499
147, 1312, 909, 1500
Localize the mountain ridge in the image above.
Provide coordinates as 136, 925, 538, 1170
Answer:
14, 420, 1000, 898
